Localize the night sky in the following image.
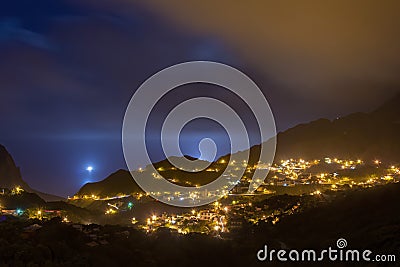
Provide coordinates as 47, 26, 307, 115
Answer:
1, 0, 400, 197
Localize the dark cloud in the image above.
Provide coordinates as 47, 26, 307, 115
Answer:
136, 0, 400, 107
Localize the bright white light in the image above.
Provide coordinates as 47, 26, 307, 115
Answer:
86, 166, 93, 172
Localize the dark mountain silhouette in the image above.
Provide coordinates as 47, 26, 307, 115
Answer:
0, 145, 31, 190
0, 145, 64, 201
77, 169, 144, 197
241, 92, 400, 163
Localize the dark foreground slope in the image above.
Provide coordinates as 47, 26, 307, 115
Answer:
2, 183, 399, 267
257, 183, 400, 250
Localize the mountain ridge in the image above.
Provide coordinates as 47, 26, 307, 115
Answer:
75, 92, 400, 196
0, 144, 64, 202
270, 91, 400, 162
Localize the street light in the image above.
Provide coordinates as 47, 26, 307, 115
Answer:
86, 166, 94, 172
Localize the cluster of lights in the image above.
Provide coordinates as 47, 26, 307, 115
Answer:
329, 158, 364, 170
310, 190, 321, 196
105, 208, 116, 215
11, 186, 24, 195
64, 157, 400, 231
390, 165, 399, 174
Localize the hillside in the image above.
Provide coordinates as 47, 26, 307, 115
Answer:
0, 191, 46, 209
75, 93, 400, 197
76, 169, 144, 197
76, 157, 224, 197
